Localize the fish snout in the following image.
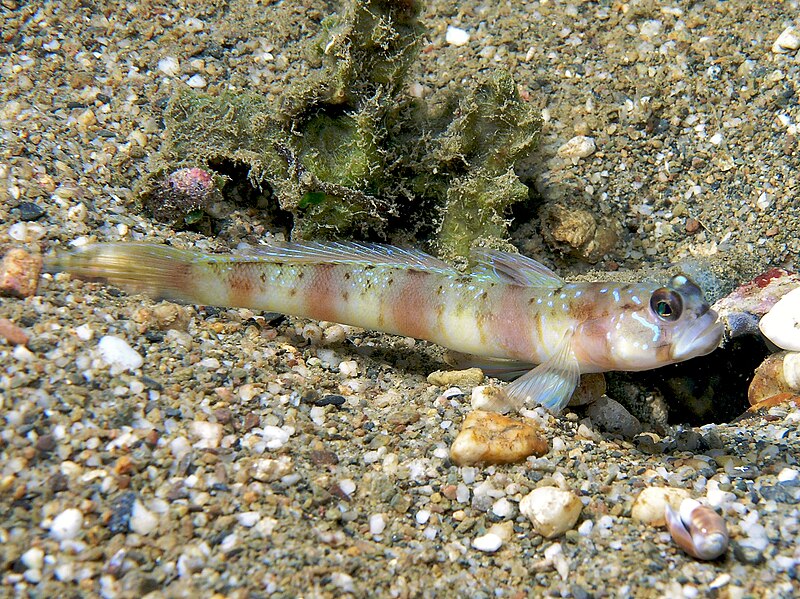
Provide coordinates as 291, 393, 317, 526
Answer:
670, 309, 724, 362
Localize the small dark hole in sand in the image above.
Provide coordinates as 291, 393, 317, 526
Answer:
607, 336, 769, 426
208, 158, 293, 234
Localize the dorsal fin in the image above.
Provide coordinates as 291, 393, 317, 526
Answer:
224, 241, 456, 274
471, 248, 563, 288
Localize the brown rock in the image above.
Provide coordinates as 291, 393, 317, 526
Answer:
427, 367, 485, 387
449, 410, 548, 466
0, 318, 29, 346
0, 248, 42, 298
540, 203, 618, 263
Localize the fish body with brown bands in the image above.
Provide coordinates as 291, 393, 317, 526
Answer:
45, 241, 724, 413
665, 498, 729, 560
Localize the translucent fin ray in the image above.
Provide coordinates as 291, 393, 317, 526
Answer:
470, 248, 563, 288
503, 332, 579, 413
230, 241, 455, 273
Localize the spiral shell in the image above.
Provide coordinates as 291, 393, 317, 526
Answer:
664, 498, 729, 560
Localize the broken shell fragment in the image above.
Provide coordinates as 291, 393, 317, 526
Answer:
664, 498, 729, 560
748, 351, 800, 405
758, 286, 800, 351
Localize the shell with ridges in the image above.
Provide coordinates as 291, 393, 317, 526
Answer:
664, 498, 729, 560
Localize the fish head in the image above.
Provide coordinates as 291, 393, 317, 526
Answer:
580, 275, 723, 371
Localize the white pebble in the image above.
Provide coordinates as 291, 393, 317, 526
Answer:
519, 486, 582, 538
491, 497, 513, 518
50, 508, 83, 540
455, 483, 470, 503
255, 517, 278, 537
577, 519, 594, 536
184, 17, 205, 33
338, 478, 356, 497
442, 386, 464, 399
20, 547, 44, 570
8, 222, 29, 242
187, 74, 207, 88
331, 572, 355, 594
75, 324, 93, 340
557, 135, 596, 160
416, 509, 431, 525
631, 487, 691, 526
777, 468, 799, 482
759, 288, 800, 351
470, 385, 512, 413
97, 335, 143, 373
170, 436, 191, 459
189, 421, 223, 449
369, 513, 386, 536
322, 324, 346, 344
261, 425, 292, 450
338, 360, 359, 377
219, 533, 237, 553
461, 466, 477, 484
54, 562, 75, 582
772, 27, 800, 53
237, 511, 261, 527
157, 56, 180, 76
24, 569, 42, 584
309, 406, 326, 426
130, 500, 159, 535
472, 532, 503, 553
782, 352, 800, 388
639, 19, 663, 39
13, 345, 35, 362
710, 573, 731, 589
545, 542, 570, 580
445, 25, 470, 46
706, 479, 736, 508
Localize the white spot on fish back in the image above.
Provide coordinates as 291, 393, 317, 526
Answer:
560, 293, 566, 299
600, 288, 607, 293
613, 289, 621, 302
632, 295, 641, 305
575, 290, 582, 298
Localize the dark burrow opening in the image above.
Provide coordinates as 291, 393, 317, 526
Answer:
207, 158, 295, 237
606, 335, 771, 427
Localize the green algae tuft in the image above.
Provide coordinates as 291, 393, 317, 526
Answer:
139, 0, 541, 258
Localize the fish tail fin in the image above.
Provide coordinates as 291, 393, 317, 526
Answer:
45, 243, 201, 304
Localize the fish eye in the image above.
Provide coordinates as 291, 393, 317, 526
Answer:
650, 288, 683, 321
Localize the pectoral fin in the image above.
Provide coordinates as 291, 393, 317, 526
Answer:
504, 333, 580, 414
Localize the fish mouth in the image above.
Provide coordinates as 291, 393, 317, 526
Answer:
671, 310, 724, 361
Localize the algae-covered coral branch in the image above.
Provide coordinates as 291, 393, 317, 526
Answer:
140, 0, 541, 258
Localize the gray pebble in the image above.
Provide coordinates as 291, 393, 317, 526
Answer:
586, 396, 643, 438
